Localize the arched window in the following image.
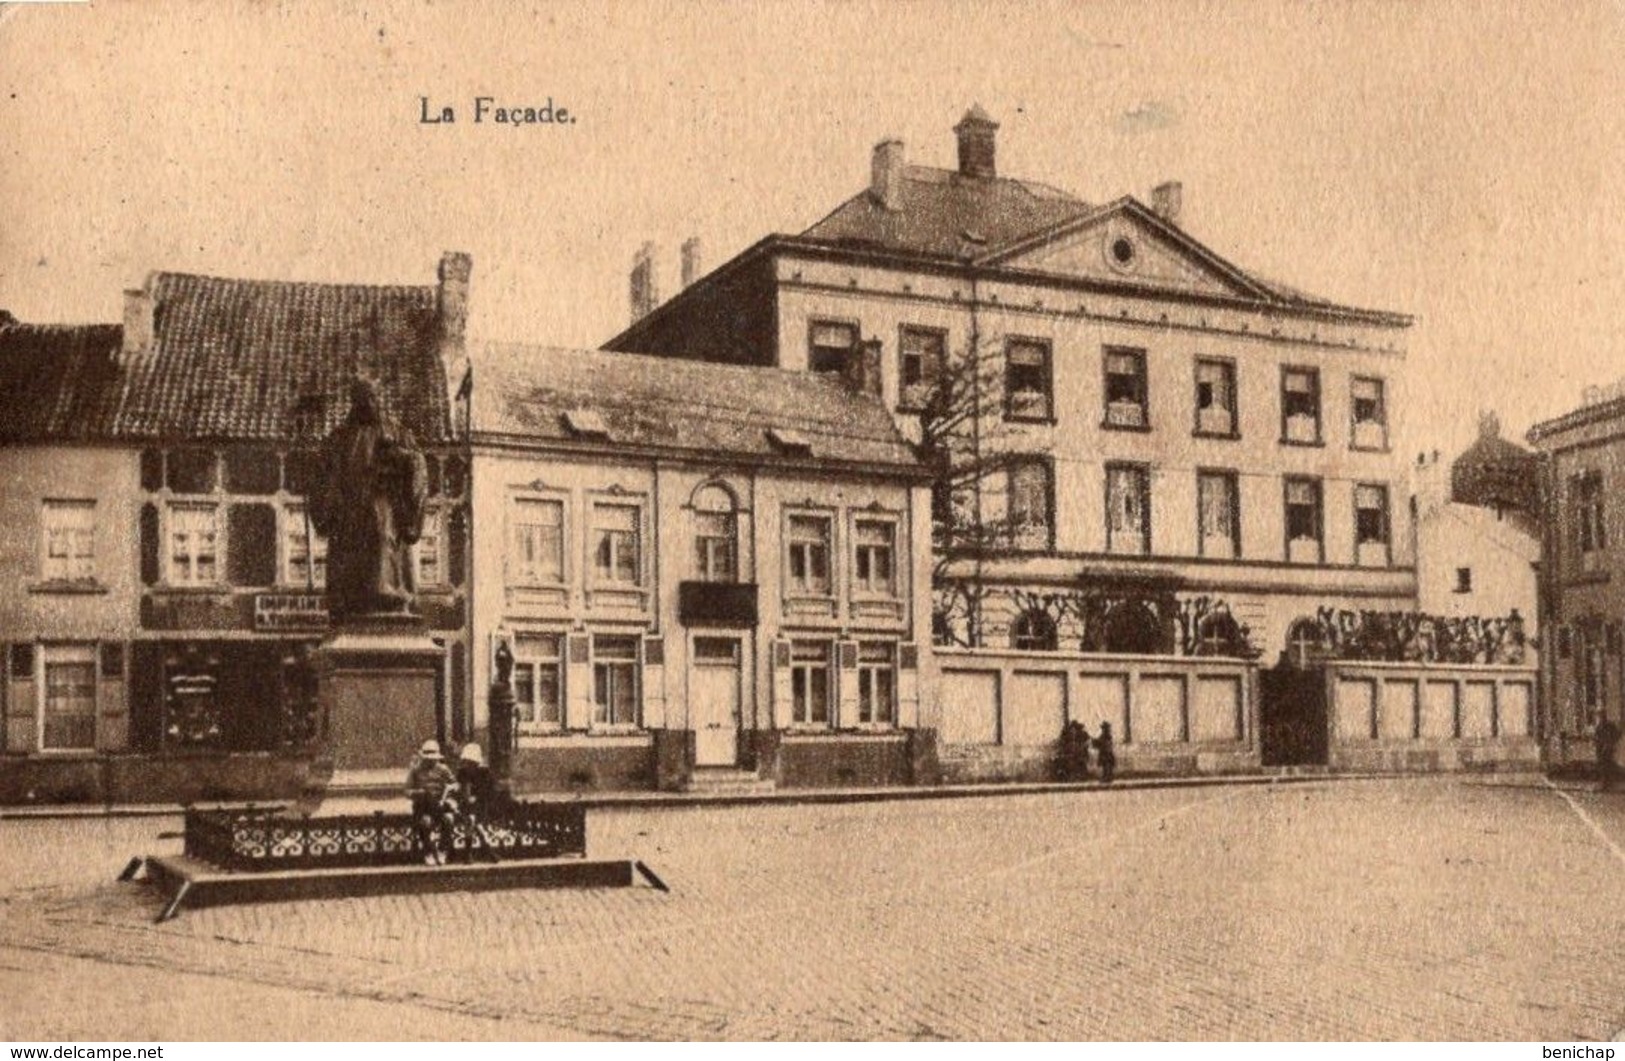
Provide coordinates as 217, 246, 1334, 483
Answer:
1101, 601, 1163, 654
692, 483, 737, 583
1011, 609, 1058, 652
1285, 618, 1325, 668
1195, 613, 1243, 657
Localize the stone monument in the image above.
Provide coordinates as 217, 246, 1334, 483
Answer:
307, 379, 442, 781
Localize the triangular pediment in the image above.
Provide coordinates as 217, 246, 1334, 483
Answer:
981, 198, 1273, 300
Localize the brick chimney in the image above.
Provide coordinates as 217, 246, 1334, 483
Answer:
437, 252, 473, 400
680, 237, 702, 289
1151, 181, 1183, 225
629, 242, 660, 323
954, 105, 999, 180
121, 284, 154, 358
870, 138, 906, 210
843, 338, 884, 399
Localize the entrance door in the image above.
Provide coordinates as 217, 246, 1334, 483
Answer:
1259, 664, 1329, 766
691, 637, 741, 767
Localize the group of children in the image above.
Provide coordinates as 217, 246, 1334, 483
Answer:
404, 738, 505, 864
1058, 719, 1117, 783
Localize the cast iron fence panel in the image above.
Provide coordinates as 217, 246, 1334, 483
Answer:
183, 802, 587, 872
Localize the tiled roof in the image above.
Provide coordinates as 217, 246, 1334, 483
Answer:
0, 323, 125, 442
118, 272, 454, 443
800, 164, 1093, 260
471, 344, 923, 472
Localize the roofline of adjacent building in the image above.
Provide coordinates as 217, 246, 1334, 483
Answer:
1527, 395, 1625, 445
467, 428, 932, 483
604, 232, 1413, 351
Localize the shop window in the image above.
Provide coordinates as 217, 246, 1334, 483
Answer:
790, 640, 831, 726
41, 499, 96, 582
40, 645, 96, 752
1281, 367, 1322, 444
853, 519, 896, 595
856, 642, 896, 725
592, 503, 641, 586
899, 326, 946, 411
513, 633, 564, 731
1284, 477, 1323, 564
809, 320, 859, 374
1106, 463, 1151, 555
1005, 338, 1053, 421
1197, 471, 1240, 559
511, 497, 564, 585
787, 515, 831, 595
1104, 348, 1148, 428
592, 636, 640, 727
1194, 359, 1237, 436
168, 503, 220, 585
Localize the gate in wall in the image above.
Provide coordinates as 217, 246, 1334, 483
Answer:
1258, 664, 1328, 766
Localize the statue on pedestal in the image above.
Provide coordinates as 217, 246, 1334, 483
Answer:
309, 379, 429, 621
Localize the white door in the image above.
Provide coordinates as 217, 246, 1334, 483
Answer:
691, 637, 741, 767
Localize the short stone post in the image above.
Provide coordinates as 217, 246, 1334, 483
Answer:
488, 641, 517, 789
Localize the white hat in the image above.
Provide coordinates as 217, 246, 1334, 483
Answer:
418, 739, 443, 759
460, 743, 485, 766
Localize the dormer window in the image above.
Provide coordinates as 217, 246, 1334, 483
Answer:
563, 409, 610, 440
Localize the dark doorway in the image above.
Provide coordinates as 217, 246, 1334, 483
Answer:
1259, 664, 1329, 766
1101, 601, 1165, 654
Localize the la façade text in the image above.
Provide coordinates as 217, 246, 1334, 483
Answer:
418, 96, 576, 125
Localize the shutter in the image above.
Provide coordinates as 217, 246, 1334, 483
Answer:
7, 643, 36, 754
139, 503, 160, 586
449, 642, 466, 741
227, 504, 279, 587
448, 508, 468, 587
770, 639, 793, 729
641, 635, 666, 729
836, 640, 859, 728
896, 642, 920, 728
564, 633, 593, 730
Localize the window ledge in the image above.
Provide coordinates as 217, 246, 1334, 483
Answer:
782, 728, 905, 741
1100, 420, 1152, 433
1565, 570, 1612, 587
1005, 414, 1058, 426
1349, 444, 1391, 454
586, 725, 645, 738
28, 580, 109, 596
148, 585, 231, 596
785, 593, 837, 604
1191, 429, 1240, 441
1279, 437, 1326, 448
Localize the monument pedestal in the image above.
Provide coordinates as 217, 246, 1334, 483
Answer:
313, 614, 442, 780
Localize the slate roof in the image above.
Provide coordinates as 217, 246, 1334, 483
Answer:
0, 323, 125, 442
121, 272, 453, 443
471, 343, 923, 473
801, 164, 1094, 260
0, 271, 456, 446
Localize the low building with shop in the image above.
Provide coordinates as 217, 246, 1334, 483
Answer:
464, 343, 935, 792
0, 255, 472, 803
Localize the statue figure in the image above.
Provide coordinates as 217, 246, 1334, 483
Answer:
309, 379, 428, 620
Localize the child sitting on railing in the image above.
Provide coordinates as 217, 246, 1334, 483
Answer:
405, 739, 457, 865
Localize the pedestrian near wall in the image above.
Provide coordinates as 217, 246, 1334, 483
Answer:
1095, 721, 1117, 784
1595, 715, 1622, 793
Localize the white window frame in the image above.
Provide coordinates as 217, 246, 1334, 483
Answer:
851, 517, 898, 597
415, 507, 447, 589
1006, 458, 1052, 550
1350, 376, 1388, 450
1196, 470, 1240, 559
591, 634, 641, 729
692, 484, 738, 584
1106, 463, 1151, 556
167, 501, 222, 586
855, 641, 897, 727
789, 639, 832, 728
39, 643, 97, 753
590, 501, 643, 588
282, 503, 328, 589
509, 494, 567, 588
1194, 358, 1237, 437
512, 632, 565, 732
786, 512, 833, 597
41, 499, 96, 582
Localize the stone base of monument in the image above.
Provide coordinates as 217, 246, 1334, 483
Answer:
313, 613, 443, 786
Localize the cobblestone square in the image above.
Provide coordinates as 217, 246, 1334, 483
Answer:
1, 777, 1621, 1041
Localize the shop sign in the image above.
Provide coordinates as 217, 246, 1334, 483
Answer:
253, 593, 328, 631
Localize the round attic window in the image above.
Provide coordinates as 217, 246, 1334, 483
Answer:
1109, 236, 1137, 269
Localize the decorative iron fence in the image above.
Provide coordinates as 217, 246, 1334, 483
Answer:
183, 802, 587, 872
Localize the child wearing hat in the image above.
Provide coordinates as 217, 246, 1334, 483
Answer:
405, 738, 457, 864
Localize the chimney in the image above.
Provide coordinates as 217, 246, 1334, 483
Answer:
629, 241, 660, 323
870, 138, 906, 210
1151, 181, 1183, 225
680, 237, 702, 289
437, 251, 473, 399
122, 286, 153, 358
1478, 409, 1501, 440
954, 105, 999, 180
843, 338, 884, 399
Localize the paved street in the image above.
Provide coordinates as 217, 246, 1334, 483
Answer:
1, 777, 1621, 1041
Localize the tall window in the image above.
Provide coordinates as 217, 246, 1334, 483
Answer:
41, 645, 96, 751
1005, 338, 1053, 420
1281, 367, 1322, 444
1007, 459, 1052, 549
1284, 477, 1324, 563
512, 498, 564, 584
1582, 627, 1607, 727
512, 633, 563, 731
790, 640, 831, 726
168, 503, 220, 585
1354, 484, 1391, 565
899, 326, 946, 411
853, 520, 895, 595
1194, 359, 1237, 437
1103, 348, 1148, 428
1197, 471, 1240, 559
283, 504, 327, 588
592, 635, 639, 727
856, 642, 896, 725
693, 485, 737, 583
41, 500, 95, 582
787, 515, 831, 594
592, 503, 641, 585
1106, 463, 1151, 555
1351, 377, 1388, 449
809, 321, 859, 374
415, 509, 445, 588
1575, 471, 1607, 572
1011, 609, 1058, 652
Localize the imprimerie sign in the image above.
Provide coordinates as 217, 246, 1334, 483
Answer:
253, 593, 328, 631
